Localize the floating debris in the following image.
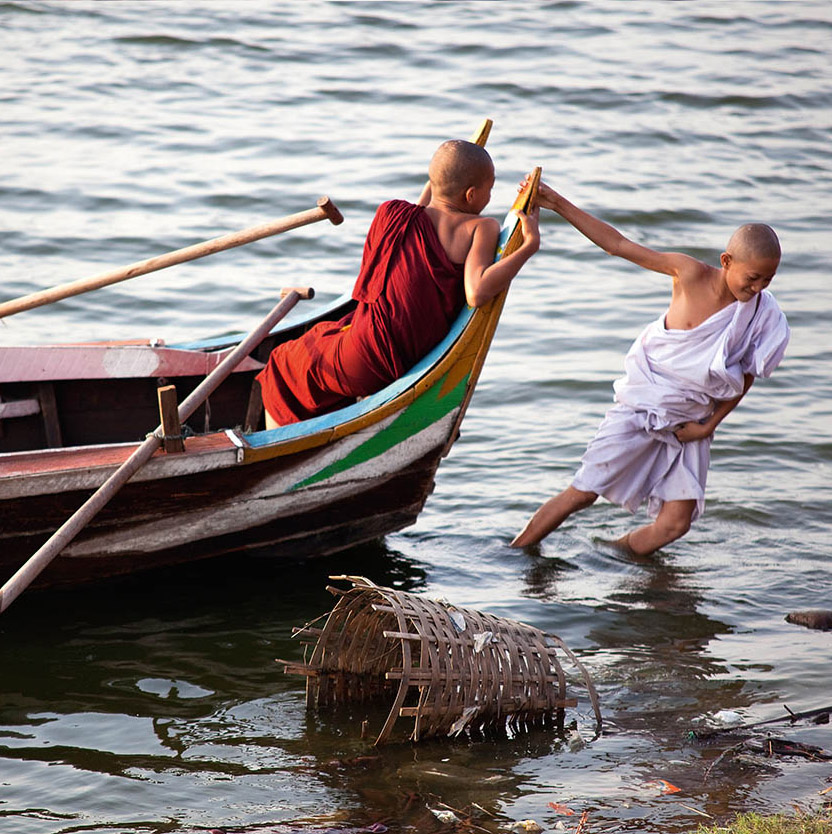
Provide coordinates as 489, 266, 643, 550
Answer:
742, 736, 832, 761
704, 734, 832, 780
679, 803, 713, 818
430, 808, 460, 824
643, 778, 681, 794
691, 703, 832, 740
710, 709, 744, 727
507, 821, 544, 833
568, 729, 586, 752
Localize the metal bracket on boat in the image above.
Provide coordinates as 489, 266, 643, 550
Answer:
225, 428, 245, 463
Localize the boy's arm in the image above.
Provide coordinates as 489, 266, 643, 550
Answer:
537, 181, 703, 281
464, 209, 540, 307
674, 374, 755, 443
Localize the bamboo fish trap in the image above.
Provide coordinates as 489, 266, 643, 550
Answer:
279, 576, 602, 745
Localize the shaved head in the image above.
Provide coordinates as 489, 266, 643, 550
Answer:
428, 140, 494, 198
726, 223, 781, 263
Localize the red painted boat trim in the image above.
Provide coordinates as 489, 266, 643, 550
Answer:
0, 345, 263, 383
0, 432, 236, 479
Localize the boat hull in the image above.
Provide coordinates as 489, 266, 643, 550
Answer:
0, 170, 534, 592
0, 299, 496, 589
0, 446, 442, 588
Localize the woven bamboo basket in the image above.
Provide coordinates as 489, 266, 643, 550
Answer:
279, 576, 602, 745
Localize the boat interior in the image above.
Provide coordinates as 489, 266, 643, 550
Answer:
0, 294, 358, 455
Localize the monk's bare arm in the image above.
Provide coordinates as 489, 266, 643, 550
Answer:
537, 181, 702, 282
674, 374, 755, 442
464, 209, 540, 307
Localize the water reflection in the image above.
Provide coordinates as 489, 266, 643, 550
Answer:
282, 710, 584, 833
0, 535, 822, 834
507, 539, 805, 830
0, 542, 437, 825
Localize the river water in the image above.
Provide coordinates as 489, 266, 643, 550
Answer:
1, 2, 831, 832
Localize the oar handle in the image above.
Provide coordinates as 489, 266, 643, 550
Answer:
0, 198, 342, 319
0, 289, 310, 615
280, 286, 315, 300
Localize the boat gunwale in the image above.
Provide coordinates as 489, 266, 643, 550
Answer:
0, 299, 495, 482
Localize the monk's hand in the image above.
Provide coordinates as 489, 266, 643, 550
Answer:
518, 176, 557, 211
515, 205, 541, 252
674, 421, 713, 443
522, 177, 558, 211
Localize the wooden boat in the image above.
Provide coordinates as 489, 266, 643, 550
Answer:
0, 173, 539, 592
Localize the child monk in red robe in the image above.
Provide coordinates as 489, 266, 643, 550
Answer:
257, 139, 540, 427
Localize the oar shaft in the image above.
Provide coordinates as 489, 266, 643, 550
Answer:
0, 289, 308, 614
0, 197, 342, 319
174, 290, 308, 424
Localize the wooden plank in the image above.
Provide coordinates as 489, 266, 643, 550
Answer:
36, 383, 62, 448
157, 385, 185, 453
243, 378, 264, 433
0, 451, 436, 588
0, 431, 236, 480
0, 344, 264, 384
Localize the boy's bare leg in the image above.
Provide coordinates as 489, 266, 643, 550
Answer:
615, 498, 696, 557
511, 486, 598, 547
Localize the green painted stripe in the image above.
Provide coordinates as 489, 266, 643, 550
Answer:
291, 371, 470, 491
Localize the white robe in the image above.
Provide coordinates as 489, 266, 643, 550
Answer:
572, 290, 790, 521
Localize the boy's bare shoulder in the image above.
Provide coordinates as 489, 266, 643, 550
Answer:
467, 214, 500, 236
665, 252, 714, 283
443, 211, 499, 240
676, 254, 718, 282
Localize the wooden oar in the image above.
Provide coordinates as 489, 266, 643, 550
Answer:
0, 196, 343, 319
417, 118, 493, 206
0, 287, 314, 615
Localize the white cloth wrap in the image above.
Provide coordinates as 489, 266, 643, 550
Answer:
572, 290, 789, 521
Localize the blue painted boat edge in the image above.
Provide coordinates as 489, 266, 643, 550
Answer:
497, 217, 515, 253
243, 306, 475, 446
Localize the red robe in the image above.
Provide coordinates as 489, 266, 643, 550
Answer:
256, 200, 466, 425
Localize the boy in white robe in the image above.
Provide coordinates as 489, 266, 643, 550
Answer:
511, 181, 790, 556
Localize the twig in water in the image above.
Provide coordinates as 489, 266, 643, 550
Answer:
679, 803, 713, 818
703, 740, 746, 782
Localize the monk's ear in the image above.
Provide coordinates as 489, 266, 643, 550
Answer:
720, 252, 732, 269
464, 186, 477, 206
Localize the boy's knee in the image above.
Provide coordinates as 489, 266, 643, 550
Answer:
666, 518, 691, 541
568, 487, 598, 510
658, 507, 693, 541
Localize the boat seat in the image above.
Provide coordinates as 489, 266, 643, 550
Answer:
0, 396, 41, 420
